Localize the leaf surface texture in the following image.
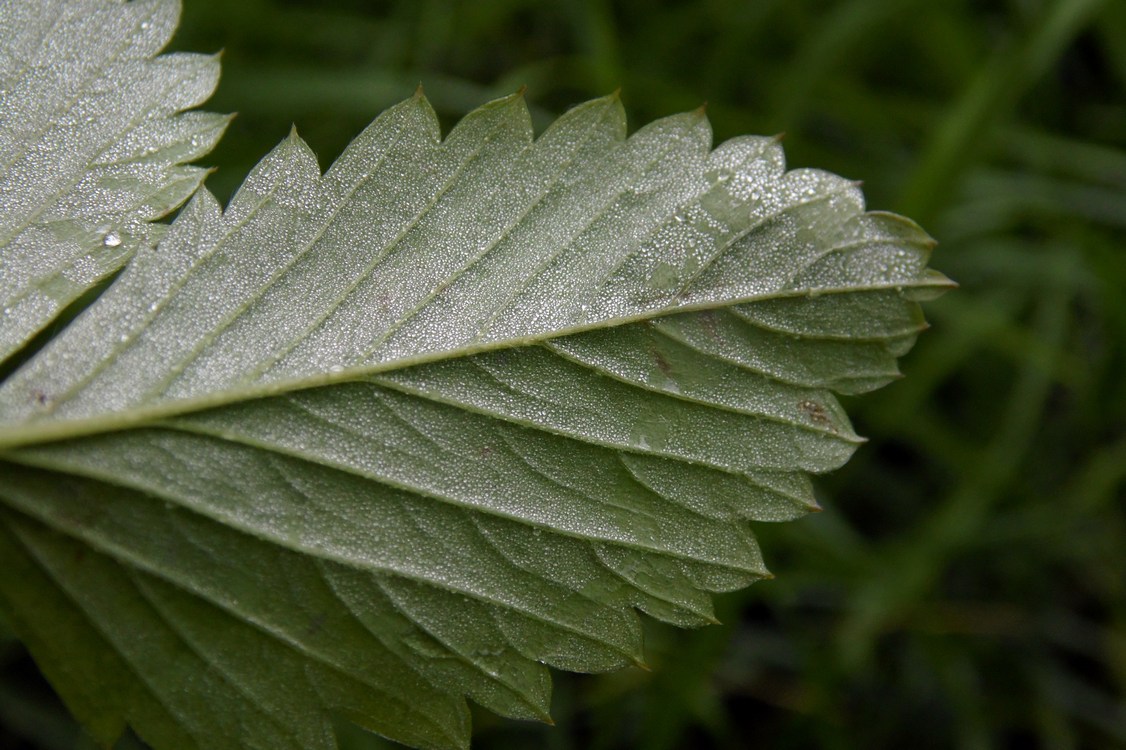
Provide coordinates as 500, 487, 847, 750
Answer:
0, 2, 950, 748
0, 0, 227, 361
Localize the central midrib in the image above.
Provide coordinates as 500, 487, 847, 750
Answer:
0, 277, 938, 451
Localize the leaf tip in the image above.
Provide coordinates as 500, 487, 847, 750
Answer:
215, 111, 239, 142
182, 184, 222, 217
932, 270, 958, 288
277, 124, 318, 168
413, 82, 426, 99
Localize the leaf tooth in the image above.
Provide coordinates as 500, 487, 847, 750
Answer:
220, 126, 320, 224
446, 89, 534, 147
707, 133, 786, 177
539, 92, 628, 144
128, 0, 180, 57
325, 91, 442, 183
148, 51, 221, 113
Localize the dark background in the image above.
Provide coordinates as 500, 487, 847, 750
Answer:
2, 0, 1124, 748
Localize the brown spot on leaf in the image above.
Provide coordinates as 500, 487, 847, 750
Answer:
799, 399, 831, 426
699, 310, 719, 341
304, 613, 326, 637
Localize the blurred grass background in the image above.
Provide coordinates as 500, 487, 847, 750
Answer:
2, 0, 1125, 748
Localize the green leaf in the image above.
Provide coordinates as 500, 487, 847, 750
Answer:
0, 2, 951, 749
0, 0, 229, 362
